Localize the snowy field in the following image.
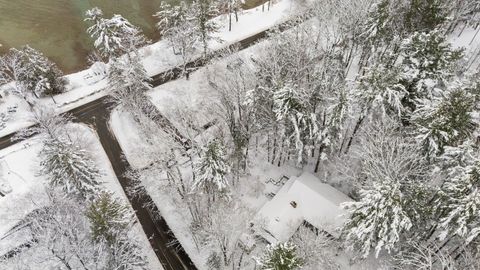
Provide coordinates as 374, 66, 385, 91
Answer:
0, 123, 162, 270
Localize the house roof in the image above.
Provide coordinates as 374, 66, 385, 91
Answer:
254, 172, 352, 244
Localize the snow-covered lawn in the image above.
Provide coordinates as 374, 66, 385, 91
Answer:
0, 123, 162, 270
109, 18, 394, 267
0, 0, 300, 140
111, 107, 301, 269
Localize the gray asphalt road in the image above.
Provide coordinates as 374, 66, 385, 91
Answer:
0, 14, 307, 269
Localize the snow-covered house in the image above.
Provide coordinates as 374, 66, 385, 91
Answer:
253, 172, 352, 244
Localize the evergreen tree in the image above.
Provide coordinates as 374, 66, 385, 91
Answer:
411, 88, 477, 157
404, 0, 448, 32
361, 0, 395, 47
342, 180, 413, 258
257, 242, 303, 270
342, 119, 429, 258
39, 138, 102, 199
273, 84, 318, 165
86, 192, 146, 269
155, 0, 201, 67
191, 0, 220, 57
436, 142, 480, 246
193, 139, 230, 198
0, 46, 67, 98
400, 30, 463, 110
85, 7, 148, 59
154, 2, 189, 38
86, 192, 133, 244
355, 63, 407, 118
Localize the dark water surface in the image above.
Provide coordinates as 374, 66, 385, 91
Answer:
0, 0, 170, 73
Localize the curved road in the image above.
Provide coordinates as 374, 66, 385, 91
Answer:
0, 14, 308, 270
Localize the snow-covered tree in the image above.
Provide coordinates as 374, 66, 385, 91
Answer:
220, 0, 242, 31
257, 242, 303, 270
0, 46, 67, 99
155, 1, 200, 75
39, 137, 103, 200
191, 0, 221, 57
193, 139, 230, 199
85, 7, 148, 59
400, 30, 463, 110
356, 63, 407, 118
5, 191, 146, 270
403, 0, 449, 33
4, 193, 111, 269
155, 2, 189, 37
342, 118, 430, 258
209, 53, 258, 174
13, 107, 71, 142
393, 240, 458, 270
344, 63, 406, 153
86, 191, 147, 269
361, 0, 395, 48
433, 141, 480, 249
107, 54, 152, 111
273, 84, 318, 165
199, 200, 253, 269
86, 192, 134, 244
343, 179, 413, 258
411, 88, 477, 157
291, 226, 340, 270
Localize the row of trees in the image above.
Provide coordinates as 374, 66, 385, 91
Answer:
187, 0, 480, 268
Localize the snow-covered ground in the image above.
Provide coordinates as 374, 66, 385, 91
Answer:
0, 0, 300, 139
0, 123, 162, 270
110, 25, 387, 268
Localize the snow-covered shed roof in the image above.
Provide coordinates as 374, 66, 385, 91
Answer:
254, 172, 351, 244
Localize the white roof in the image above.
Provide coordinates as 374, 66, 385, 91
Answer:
254, 172, 351, 244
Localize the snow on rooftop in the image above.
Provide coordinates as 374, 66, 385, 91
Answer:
254, 172, 352, 244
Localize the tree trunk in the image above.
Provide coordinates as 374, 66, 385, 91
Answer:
314, 143, 326, 173
344, 115, 365, 154
470, 26, 480, 45
272, 126, 278, 164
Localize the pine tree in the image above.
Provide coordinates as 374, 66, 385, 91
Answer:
436, 142, 480, 246
193, 139, 230, 198
0, 46, 67, 99
355, 63, 407, 118
155, 0, 200, 64
154, 2, 189, 38
361, 0, 394, 47
272, 84, 319, 165
342, 119, 429, 258
400, 30, 463, 110
86, 192, 146, 269
257, 242, 303, 270
39, 138, 102, 199
191, 0, 220, 57
85, 7, 148, 59
342, 180, 413, 258
404, 0, 448, 33
86, 192, 133, 244
411, 88, 477, 157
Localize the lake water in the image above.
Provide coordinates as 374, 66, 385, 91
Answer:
0, 0, 171, 73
